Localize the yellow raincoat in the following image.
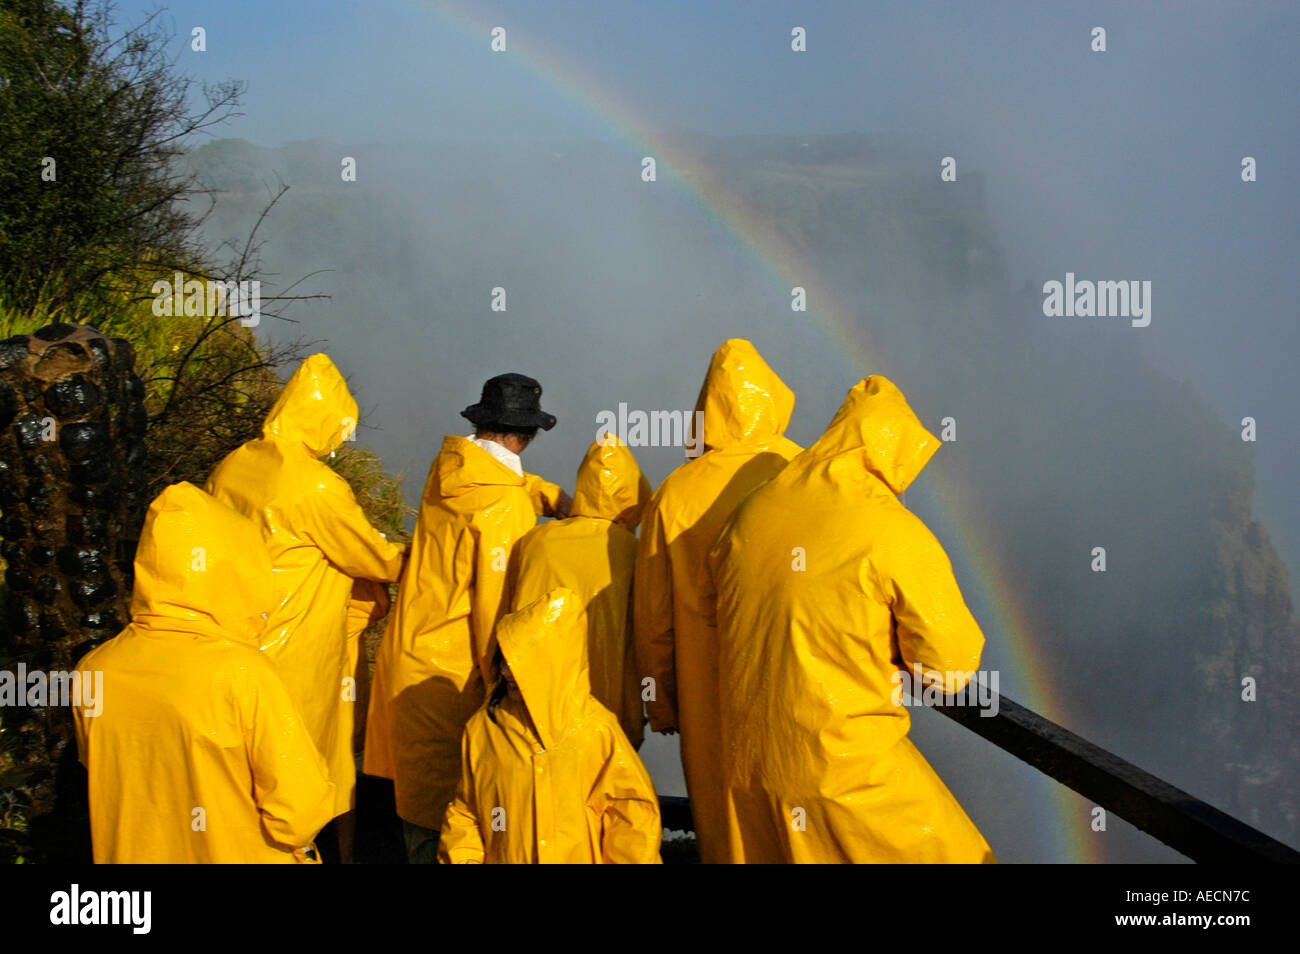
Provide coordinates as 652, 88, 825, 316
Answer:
345, 578, 390, 754
512, 435, 650, 748
439, 588, 662, 863
205, 353, 406, 818
73, 482, 335, 864
634, 338, 801, 863
365, 436, 565, 830
708, 375, 995, 863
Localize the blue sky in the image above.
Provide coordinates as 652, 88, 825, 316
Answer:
120, 0, 1300, 150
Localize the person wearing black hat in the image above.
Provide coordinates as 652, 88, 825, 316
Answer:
460, 372, 564, 485
365, 373, 571, 863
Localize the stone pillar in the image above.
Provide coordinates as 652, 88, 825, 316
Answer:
0, 323, 148, 862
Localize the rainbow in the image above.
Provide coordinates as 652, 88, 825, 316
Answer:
407, 0, 1100, 863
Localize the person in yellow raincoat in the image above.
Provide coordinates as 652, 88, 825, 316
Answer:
707, 375, 996, 863
365, 372, 570, 863
512, 434, 650, 748
205, 353, 405, 862
633, 338, 801, 863
439, 588, 662, 863
73, 482, 335, 864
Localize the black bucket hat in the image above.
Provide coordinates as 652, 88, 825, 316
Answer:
461, 372, 557, 431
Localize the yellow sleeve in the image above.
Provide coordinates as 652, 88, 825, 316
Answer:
346, 578, 390, 636
633, 490, 678, 730
521, 472, 564, 517
72, 653, 100, 768
875, 511, 986, 693
595, 723, 663, 864
468, 508, 525, 685
622, 587, 646, 749
297, 465, 406, 582
439, 733, 485, 864
240, 659, 336, 851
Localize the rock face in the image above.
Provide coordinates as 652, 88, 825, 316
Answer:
0, 323, 148, 862
1197, 511, 1300, 843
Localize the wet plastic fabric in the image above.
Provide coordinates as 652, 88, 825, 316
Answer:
345, 578, 390, 754
512, 435, 651, 747
633, 339, 801, 863
73, 483, 335, 863
708, 376, 995, 863
365, 436, 565, 829
205, 354, 405, 817
439, 588, 662, 863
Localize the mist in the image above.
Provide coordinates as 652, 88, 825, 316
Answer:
131, 0, 1300, 862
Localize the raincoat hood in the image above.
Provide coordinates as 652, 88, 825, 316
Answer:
434, 435, 526, 496
807, 375, 940, 495
129, 481, 274, 644
496, 588, 589, 749
693, 339, 795, 450
569, 433, 651, 528
261, 353, 359, 459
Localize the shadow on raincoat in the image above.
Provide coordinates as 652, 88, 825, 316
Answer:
707, 375, 996, 863
512, 434, 651, 748
439, 588, 662, 863
634, 338, 802, 863
73, 482, 335, 863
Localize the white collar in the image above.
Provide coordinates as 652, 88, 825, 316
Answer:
467, 434, 523, 476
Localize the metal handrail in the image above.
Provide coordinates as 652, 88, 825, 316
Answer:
657, 684, 1300, 863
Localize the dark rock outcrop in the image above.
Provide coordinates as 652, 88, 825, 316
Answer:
0, 324, 148, 862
